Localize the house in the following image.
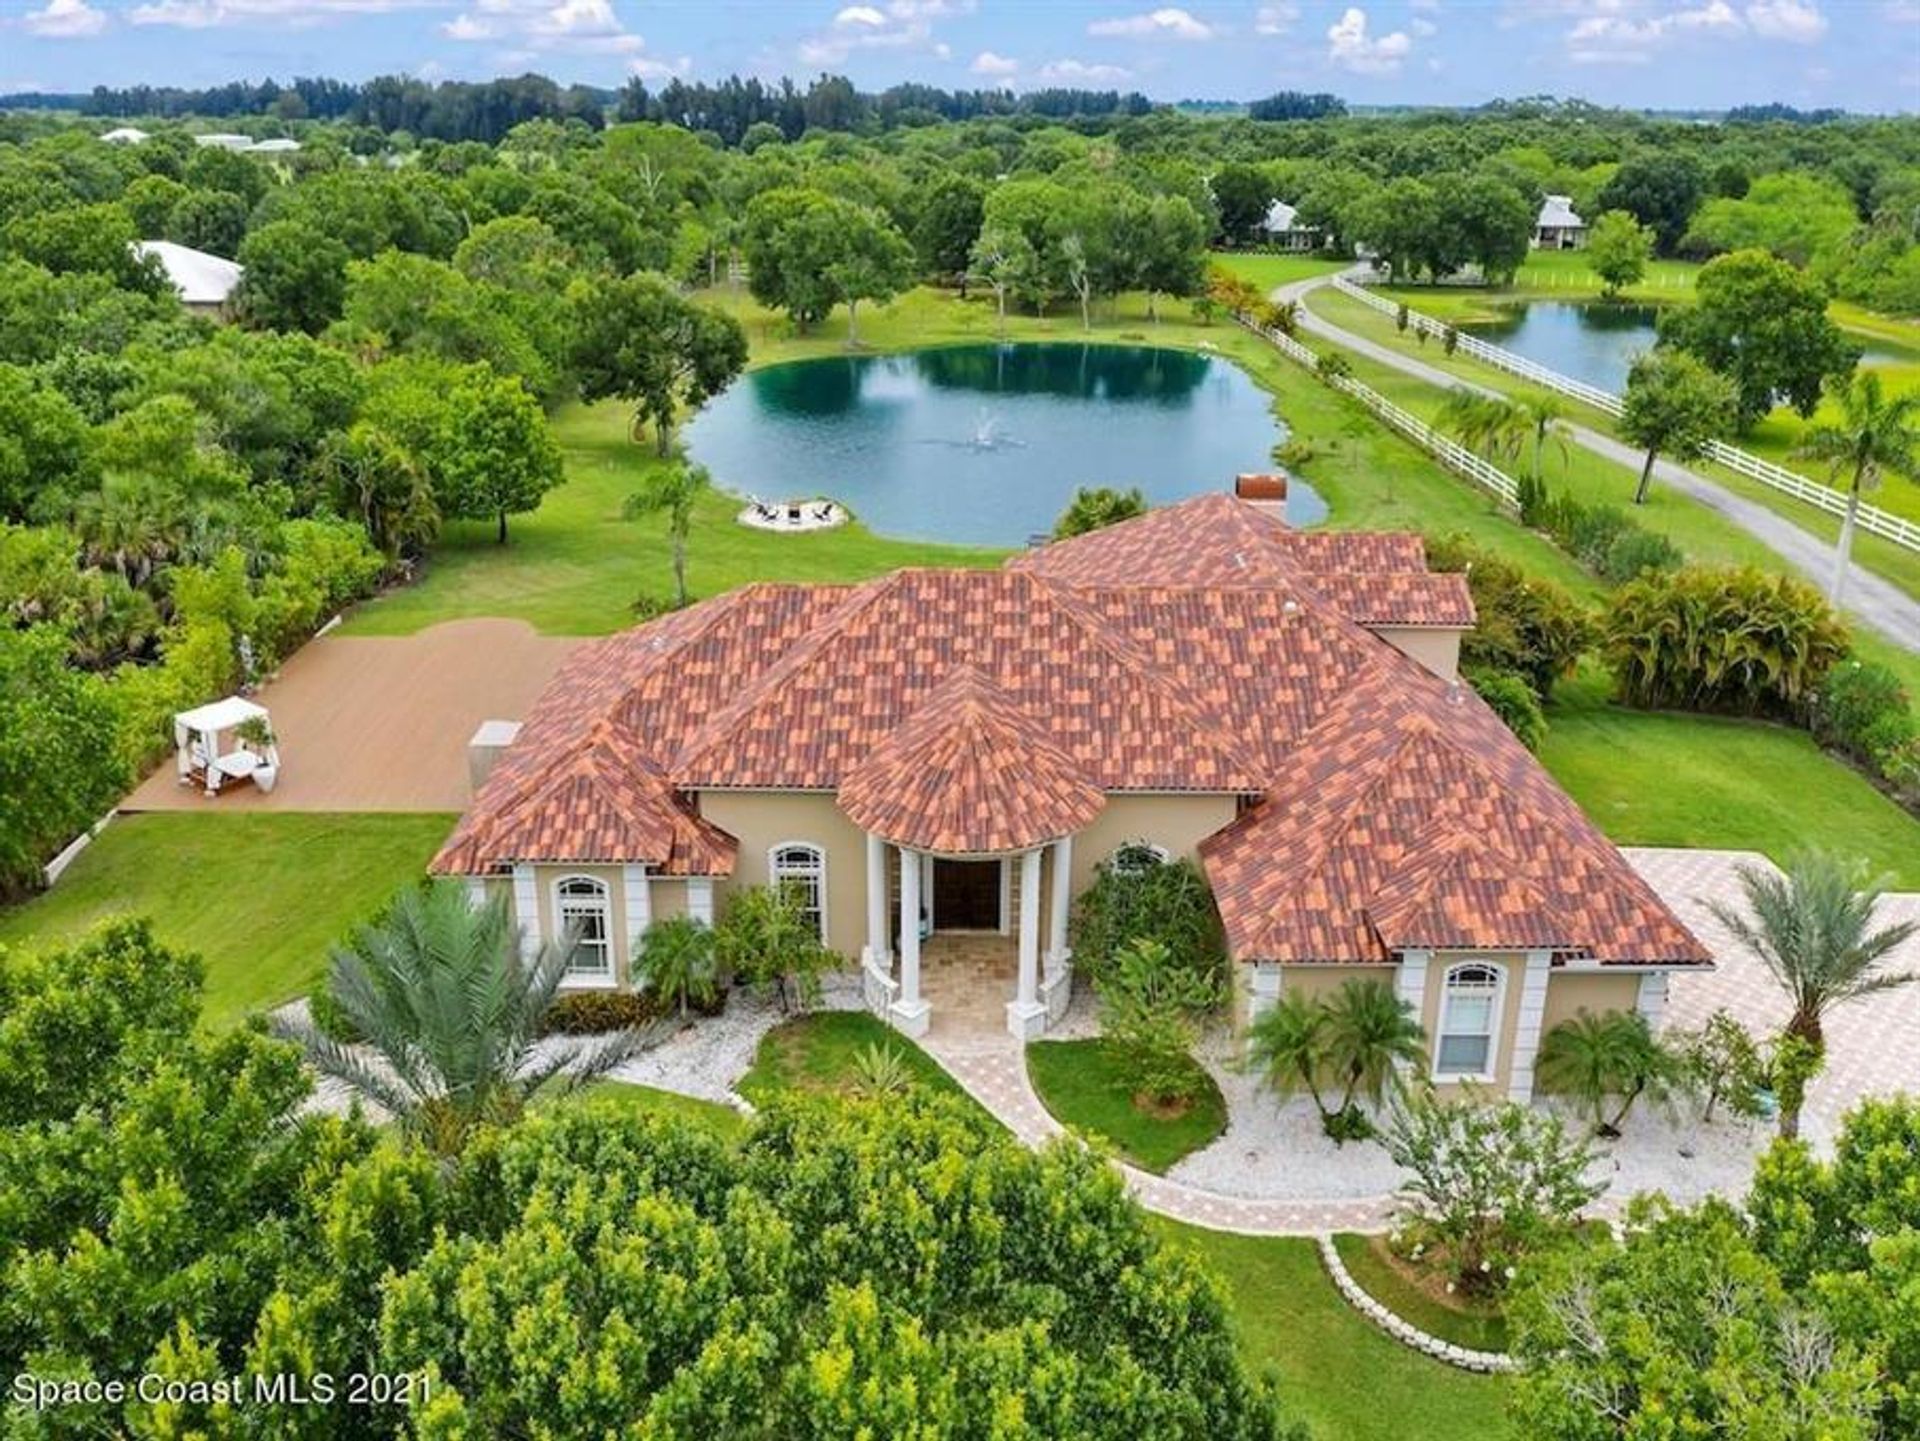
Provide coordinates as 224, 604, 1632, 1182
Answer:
193, 133, 255, 151
133, 240, 243, 317
244, 138, 301, 155
432, 493, 1709, 1101
1535, 194, 1587, 250
1259, 199, 1321, 253
100, 127, 149, 145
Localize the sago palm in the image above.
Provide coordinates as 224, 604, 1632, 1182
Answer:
1246, 989, 1332, 1120
1705, 850, 1918, 1055
1322, 978, 1426, 1110
275, 879, 656, 1157
1794, 371, 1920, 607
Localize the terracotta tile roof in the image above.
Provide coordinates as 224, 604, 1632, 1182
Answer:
1200, 664, 1710, 966
837, 667, 1107, 855
1364, 830, 1580, 953
1008, 490, 1469, 628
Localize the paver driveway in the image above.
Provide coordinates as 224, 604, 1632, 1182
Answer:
123, 618, 581, 814
1630, 847, 1920, 1148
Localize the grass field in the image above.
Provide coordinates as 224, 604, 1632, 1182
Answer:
1026, 1037, 1227, 1172
1541, 671, 1920, 886
737, 1010, 981, 1113
1373, 250, 1701, 323
0, 812, 454, 1028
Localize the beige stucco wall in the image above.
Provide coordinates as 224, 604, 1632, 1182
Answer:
1371, 627, 1462, 680
1541, 971, 1643, 1034
1069, 794, 1240, 894
697, 791, 871, 959
1418, 954, 1529, 1094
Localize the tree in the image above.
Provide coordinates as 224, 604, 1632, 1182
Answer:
1596, 153, 1704, 255
1438, 389, 1526, 464
1586, 209, 1652, 297
1321, 979, 1424, 1119
1536, 1011, 1688, 1137
1210, 162, 1274, 247
235, 220, 350, 335
1133, 193, 1208, 321
1661, 249, 1859, 432
741, 187, 912, 340
435, 365, 565, 543
1052, 485, 1146, 538
1519, 394, 1573, 488
712, 882, 836, 1014
1383, 1096, 1601, 1291
1795, 370, 1920, 605
634, 914, 719, 1021
1097, 936, 1217, 1107
910, 170, 985, 283
1248, 989, 1333, 1121
969, 221, 1032, 337
1704, 851, 1917, 1060
1443, 173, 1535, 284
0, 363, 91, 521
274, 880, 655, 1156
623, 459, 711, 609
824, 201, 915, 346
1067, 854, 1226, 995
0, 625, 127, 898
1618, 348, 1737, 504
572, 274, 747, 456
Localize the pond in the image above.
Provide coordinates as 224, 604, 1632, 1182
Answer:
1462, 300, 1907, 395
683, 342, 1317, 546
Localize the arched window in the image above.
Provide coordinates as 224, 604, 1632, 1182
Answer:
1111, 841, 1170, 876
770, 843, 827, 941
554, 875, 612, 981
1435, 963, 1502, 1079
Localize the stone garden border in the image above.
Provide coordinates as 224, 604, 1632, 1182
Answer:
1316, 1236, 1516, 1374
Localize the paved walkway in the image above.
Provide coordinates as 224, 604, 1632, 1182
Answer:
124, 618, 580, 813
1273, 273, 1920, 656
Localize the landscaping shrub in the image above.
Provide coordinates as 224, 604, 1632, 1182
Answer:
1052, 485, 1147, 539
538, 989, 665, 1036
1810, 657, 1917, 773
1537, 1011, 1691, 1137
714, 882, 837, 1014
1425, 533, 1596, 701
1465, 666, 1547, 750
1598, 526, 1685, 585
1601, 565, 1849, 716
1095, 936, 1218, 1107
1246, 980, 1424, 1144
307, 981, 364, 1044
1068, 854, 1226, 997
1535, 489, 1684, 583
633, 914, 721, 1020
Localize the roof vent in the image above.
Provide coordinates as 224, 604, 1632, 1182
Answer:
1446, 680, 1464, 706
1282, 599, 1300, 622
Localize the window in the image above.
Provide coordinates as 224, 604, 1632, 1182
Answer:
555, 876, 612, 981
770, 843, 826, 941
1435, 963, 1502, 1078
1111, 841, 1170, 876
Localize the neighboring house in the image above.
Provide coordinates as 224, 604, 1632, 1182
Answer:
434, 493, 1708, 1101
133, 240, 243, 317
244, 138, 301, 155
1535, 194, 1587, 250
1259, 199, 1321, 252
100, 127, 149, 145
193, 132, 254, 151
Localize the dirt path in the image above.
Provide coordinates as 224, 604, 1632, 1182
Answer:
1274, 272, 1920, 655
124, 618, 580, 814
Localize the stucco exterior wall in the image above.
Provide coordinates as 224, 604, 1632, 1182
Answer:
697, 791, 872, 959
1541, 971, 1644, 1033
1371, 627, 1462, 680
527, 862, 635, 984
1419, 953, 1529, 1093
1069, 795, 1240, 893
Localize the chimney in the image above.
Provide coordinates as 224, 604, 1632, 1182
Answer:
467, 719, 522, 793
1234, 472, 1289, 520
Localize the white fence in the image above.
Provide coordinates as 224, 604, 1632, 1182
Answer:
1329, 275, 1920, 557
1241, 316, 1519, 509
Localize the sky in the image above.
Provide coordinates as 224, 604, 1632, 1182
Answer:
1, 0, 1915, 114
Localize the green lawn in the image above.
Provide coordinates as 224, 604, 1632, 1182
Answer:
737, 1010, 985, 1117
1210, 251, 1350, 291
1157, 1221, 1514, 1441
0, 812, 454, 1029
1026, 1037, 1226, 1173
550, 1079, 752, 1139
1333, 1233, 1511, 1354
1540, 672, 1920, 886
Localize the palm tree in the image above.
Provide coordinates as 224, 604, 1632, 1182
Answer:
636, 915, 719, 1021
1794, 371, 1920, 607
1705, 850, 1918, 1057
1437, 390, 1526, 465
1246, 989, 1332, 1121
274, 880, 656, 1157
1537, 1012, 1686, 1138
1322, 979, 1425, 1112
623, 460, 711, 609
1519, 394, 1573, 485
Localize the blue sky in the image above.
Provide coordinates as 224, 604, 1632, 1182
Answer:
3, 0, 1916, 113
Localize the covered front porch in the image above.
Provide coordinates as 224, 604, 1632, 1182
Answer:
857, 832, 1076, 1042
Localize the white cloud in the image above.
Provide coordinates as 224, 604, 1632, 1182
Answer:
834, 4, 886, 25
1325, 6, 1412, 71
1253, 3, 1298, 33
1410, 15, 1438, 35
629, 51, 691, 79
970, 49, 1019, 75
797, 0, 972, 63
23, 0, 106, 36
1035, 57, 1134, 82
442, 12, 494, 38
129, 0, 433, 24
1745, 0, 1826, 39
1087, 6, 1215, 39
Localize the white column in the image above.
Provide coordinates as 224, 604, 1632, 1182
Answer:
1507, 949, 1555, 1103
1249, 962, 1284, 1021
864, 832, 890, 970
1635, 971, 1669, 1031
622, 864, 651, 983
1044, 835, 1073, 977
511, 864, 541, 961
889, 847, 929, 1037
686, 877, 715, 925
1395, 949, 1430, 1077
464, 876, 487, 910
1007, 848, 1047, 1040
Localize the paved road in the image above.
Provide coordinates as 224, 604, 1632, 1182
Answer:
1275, 273, 1920, 655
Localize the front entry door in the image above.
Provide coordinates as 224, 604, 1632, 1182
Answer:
933, 858, 1002, 931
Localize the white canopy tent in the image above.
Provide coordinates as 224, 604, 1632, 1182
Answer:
174, 696, 280, 795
